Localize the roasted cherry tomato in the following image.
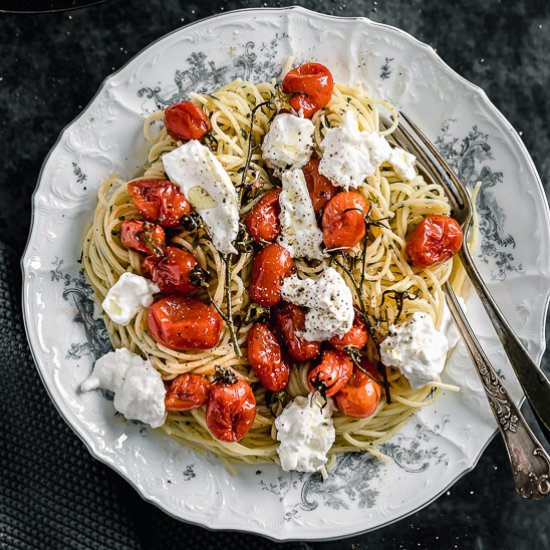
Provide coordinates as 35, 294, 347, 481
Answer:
307, 350, 353, 396
142, 246, 206, 295
335, 362, 382, 418
165, 373, 210, 412
406, 215, 463, 268
303, 155, 339, 214
329, 316, 369, 352
120, 220, 165, 255
206, 377, 256, 442
322, 192, 370, 250
274, 302, 321, 362
249, 243, 295, 307
247, 322, 290, 392
281, 63, 334, 119
127, 179, 191, 228
164, 101, 211, 142
147, 296, 223, 350
243, 188, 282, 243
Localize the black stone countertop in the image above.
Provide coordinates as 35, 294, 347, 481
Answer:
1, 1, 549, 549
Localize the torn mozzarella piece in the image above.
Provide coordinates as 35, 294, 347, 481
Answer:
163, 140, 240, 255
380, 312, 449, 389
275, 392, 335, 472
102, 272, 159, 326
261, 113, 315, 173
81, 347, 166, 428
278, 169, 324, 260
389, 147, 417, 181
281, 267, 354, 341
319, 111, 392, 189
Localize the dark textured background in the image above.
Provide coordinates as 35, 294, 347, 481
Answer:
1, 1, 549, 549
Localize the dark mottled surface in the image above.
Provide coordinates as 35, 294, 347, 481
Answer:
0, 1, 549, 549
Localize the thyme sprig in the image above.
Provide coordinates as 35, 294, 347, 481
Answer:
331, 253, 392, 404
235, 302, 271, 343
235, 223, 255, 254
201, 131, 218, 151
193, 255, 241, 357
238, 99, 275, 192
213, 365, 237, 385
180, 211, 203, 231
343, 345, 385, 385
380, 289, 420, 323
265, 390, 290, 417
223, 254, 241, 357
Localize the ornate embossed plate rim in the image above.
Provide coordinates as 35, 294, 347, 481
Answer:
21, 6, 550, 541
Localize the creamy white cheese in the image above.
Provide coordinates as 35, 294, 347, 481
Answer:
163, 140, 240, 255
380, 312, 449, 389
275, 392, 335, 473
261, 113, 315, 173
389, 147, 417, 181
278, 169, 324, 260
319, 111, 392, 190
281, 267, 354, 341
81, 347, 166, 428
102, 272, 159, 326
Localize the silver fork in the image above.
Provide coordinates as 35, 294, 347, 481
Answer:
384, 113, 550, 499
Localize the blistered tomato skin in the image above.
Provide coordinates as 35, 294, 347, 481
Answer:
274, 302, 321, 362
322, 192, 370, 250
335, 363, 382, 418
127, 179, 191, 227
329, 316, 369, 352
164, 101, 211, 142
307, 350, 353, 396
142, 246, 204, 295
249, 243, 295, 307
206, 380, 256, 442
303, 155, 339, 215
147, 296, 223, 350
243, 188, 282, 243
247, 323, 290, 392
165, 373, 210, 412
406, 215, 463, 268
281, 63, 334, 119
120, 220, 166, 255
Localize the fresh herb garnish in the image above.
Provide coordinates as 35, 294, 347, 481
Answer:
380, 289, 420, 323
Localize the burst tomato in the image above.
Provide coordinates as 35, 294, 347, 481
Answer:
127, 179, 191, 228
206, 377, 256, 442
142, 246, 206, 294
164, 101, 211, 142
335, 363, 382, 418
147, 296, 223, 350
243, 188, 282, 243
249, 243, 295, 307
274, 302, 321, 362
322, 192, 370, 250
281, 63, 334, 118
120, 220, 165, 255
307, 350, 353, 396
329, 316, 369, 352
406, 215, 463, 268
247, 322, 290, 392
165, 373, 210, 412
303, 155, 339, 214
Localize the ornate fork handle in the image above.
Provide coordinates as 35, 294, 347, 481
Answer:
458, 244, 550, 440
445, 283, 550, 499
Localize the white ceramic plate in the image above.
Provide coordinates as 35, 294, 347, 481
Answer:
22, 7, 550, 541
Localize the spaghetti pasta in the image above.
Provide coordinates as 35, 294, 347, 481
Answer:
82, 76, 462, 469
